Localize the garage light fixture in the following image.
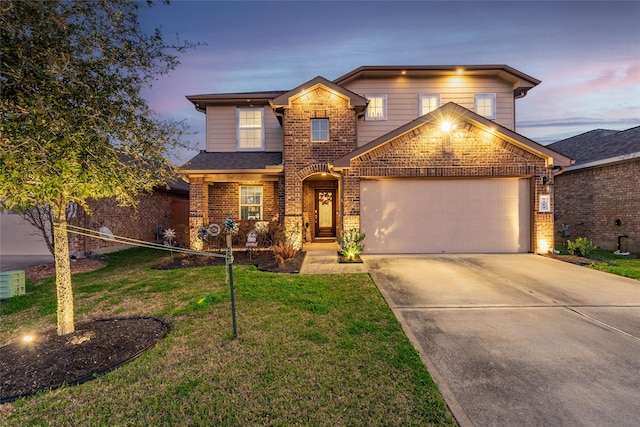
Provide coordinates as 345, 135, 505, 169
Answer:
441, 121, 455, 132
541, 176, 553, 193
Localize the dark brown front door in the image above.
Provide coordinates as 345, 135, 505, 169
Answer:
315, 189, 336, 238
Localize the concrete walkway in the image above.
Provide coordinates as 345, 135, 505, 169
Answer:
299, 242, 368, 274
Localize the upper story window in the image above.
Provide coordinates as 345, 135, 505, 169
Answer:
474, 93, 496, 119
311, 118, 329, 142
419, 94, 440, 116
365, 94, 387, 121
237, 108, 264, 150
240, 185, 262, 220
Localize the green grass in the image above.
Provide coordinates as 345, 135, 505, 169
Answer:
586, 249, 640, 279
555, 246, 640, 280
0, 248, 456, 426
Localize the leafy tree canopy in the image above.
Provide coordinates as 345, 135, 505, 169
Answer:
0, 0, 192, 213
0, 0, 195, 335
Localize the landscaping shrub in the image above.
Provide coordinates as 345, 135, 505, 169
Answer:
272, 241, 297, 266
567, 237, 597, 258
337, 228, 365, 259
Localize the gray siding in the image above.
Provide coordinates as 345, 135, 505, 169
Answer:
205, 105, 283, 152
343, 76, 515, 147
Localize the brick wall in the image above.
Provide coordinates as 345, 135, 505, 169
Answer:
207, 181, 280, 224
554, 159, 639, 252
343, 121, 552, 253
69, 190, 188, 255
283, 86, 358, 243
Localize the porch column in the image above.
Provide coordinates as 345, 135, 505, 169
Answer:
342, 173, 361, 231
188, 177, 209, 250
534, 172, 555, 254
284, 166, 303, 249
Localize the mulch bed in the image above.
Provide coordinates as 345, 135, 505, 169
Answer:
543, 253, 606, 266
24, 259, 107, 281
154, 249, 306, 274
0, 317, 169, 403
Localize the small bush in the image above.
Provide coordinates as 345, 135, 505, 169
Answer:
272, 241, 297, 266
567, 237, 597, 258
337, 228, 365, 259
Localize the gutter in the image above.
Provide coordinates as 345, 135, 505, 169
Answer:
564, 151, 640, 172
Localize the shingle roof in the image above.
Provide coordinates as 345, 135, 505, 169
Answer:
547, 126, 640, 165
182, 151, 283, 171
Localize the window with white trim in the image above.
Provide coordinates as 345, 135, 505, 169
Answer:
240, 186, 263, 220
474, 93, 496, 119
419, 94, 440, 116
365, 94, 387, 120
311, 118, 329, 142
237, 108, 264, 150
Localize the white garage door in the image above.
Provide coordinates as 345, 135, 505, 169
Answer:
360, 179, 530, 253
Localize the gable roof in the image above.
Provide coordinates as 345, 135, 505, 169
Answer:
183, 151, 283, 173
547, 126, 640, 170
270, 76, 368, 112
333, 65, 540, 98
333, 102, 572, 169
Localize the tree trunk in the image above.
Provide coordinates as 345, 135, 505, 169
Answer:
53, 203, 75, 336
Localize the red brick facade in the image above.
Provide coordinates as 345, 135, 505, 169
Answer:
281, 86, 359, 246
554, 159, 640, 252
69, 189, 189, 255
342, 121, 553, 252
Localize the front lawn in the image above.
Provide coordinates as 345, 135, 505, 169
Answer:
554, 246, 640, 280
0, 248, 455, 426
586, 249, 640, 279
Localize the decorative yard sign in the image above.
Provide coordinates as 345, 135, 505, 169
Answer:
539, 194, 551, 212
246, 231, 257, 248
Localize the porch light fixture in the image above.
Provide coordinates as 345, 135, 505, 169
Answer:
541, 176, 553, 193
441, 121, 454, 132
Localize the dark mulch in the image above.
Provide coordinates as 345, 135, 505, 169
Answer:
543, 253, 606, 266
0, 317, 169, 403
154, 249, 306, 274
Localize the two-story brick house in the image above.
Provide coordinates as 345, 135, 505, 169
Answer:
184, 65, 571, 254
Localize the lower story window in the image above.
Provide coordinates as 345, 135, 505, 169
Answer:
240, 185, 263, 220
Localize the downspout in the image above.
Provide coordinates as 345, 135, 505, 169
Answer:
513, 89, 528, 132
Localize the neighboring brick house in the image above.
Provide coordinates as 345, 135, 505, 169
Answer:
66, 180, 190, 256
184, 65, 571, 254
548, 126, 640, 253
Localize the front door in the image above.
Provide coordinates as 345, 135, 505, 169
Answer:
315, 189, 336, 238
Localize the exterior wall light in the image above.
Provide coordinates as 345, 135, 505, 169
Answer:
541, 176, 553, 193
441, 121, 452, 132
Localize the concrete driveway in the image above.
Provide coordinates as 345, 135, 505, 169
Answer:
364, 254, 640, 427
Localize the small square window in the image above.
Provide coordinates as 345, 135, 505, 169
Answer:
365, 94, 387, 121
419, 94, 440, 116
311, 118, 329, 142
474, 94, 496, 119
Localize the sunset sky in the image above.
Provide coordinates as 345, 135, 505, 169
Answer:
137, 0, 640, 162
